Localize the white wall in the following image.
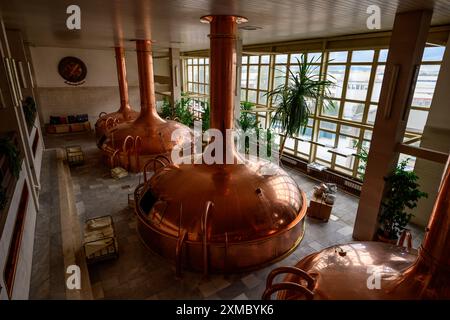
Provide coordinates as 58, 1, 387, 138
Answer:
30, 46, 170, 125
0, 162, 37, 300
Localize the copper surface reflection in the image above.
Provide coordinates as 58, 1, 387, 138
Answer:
263, 157, 450, 300
95, 46, 138, 141
99, 40, 192, 172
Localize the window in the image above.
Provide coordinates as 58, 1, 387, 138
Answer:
183, 43, 445, 179
405, 46, 445, 135
184, 58, 209, 121
241, 55, 271, 106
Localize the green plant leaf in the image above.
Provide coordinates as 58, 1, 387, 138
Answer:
266, 54, 336, 155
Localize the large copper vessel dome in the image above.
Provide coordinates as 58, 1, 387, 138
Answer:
100, 40, 192, 172
263, 157, 450, 300
95, 47, 138, 142
134, 15, 307, 275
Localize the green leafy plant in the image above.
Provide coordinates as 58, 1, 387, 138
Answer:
22, 96, 37, 130
257, 127, 273, 158
378, 159, 428, 240
160, 97, 174, 119
174, 93, 194, 127
239, 101, 259, 133
159, 93, 195, 127
239, 101, 260, 154
267, 54, 336, 157
354, 141, 369, 181
200, 101, 210, 132
0, 137, 21, 178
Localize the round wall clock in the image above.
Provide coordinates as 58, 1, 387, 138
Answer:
58, 56, 87, 85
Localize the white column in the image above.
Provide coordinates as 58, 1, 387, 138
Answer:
353, 10, 432, 240
412, 34, 450, 226
169, 48, 181, 106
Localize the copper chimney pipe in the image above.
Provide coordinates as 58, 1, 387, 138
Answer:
95, 46, 138, 142
99, 40, 192, 172
202, 15, 246, 159
205, 16, 237, 134
134, 40, 163, 125
115, 46, 133, 120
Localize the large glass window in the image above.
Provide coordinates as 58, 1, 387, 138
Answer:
241, 55, 271, 106
185, 58, 209, 95
183, 44, 445, 179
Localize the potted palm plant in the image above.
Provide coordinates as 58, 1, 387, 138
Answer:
160, 97, 174, 119
238, 101, 260, 155
159, 93, 194, 127
377, 159, 428, 243
267, 54, 335, 157
174, 93, 194, 127
200, 101, 210, 132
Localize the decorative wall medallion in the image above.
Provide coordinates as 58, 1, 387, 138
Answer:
58, 56, 87, 85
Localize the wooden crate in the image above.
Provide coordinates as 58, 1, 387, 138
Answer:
307, 196, 333, 222
83, 215, 118, 264
54, 124, 70, 134
65, 145, 85, 166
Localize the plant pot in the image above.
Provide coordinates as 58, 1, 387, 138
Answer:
376, 233, 397, 245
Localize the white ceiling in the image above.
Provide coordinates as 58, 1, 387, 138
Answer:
1, 0, 450, 52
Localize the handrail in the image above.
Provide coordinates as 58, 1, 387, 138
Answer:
155, 155, 171, 166
265, 266, 315, 291
110, 149, 120, 168
105, 117, 116, 129
143, 158, 169, 182
122, 135, 134, 153
201, 201, 214, 277
224, 232, 229, 273
175, 229, 187, 279
134, 136, 142, 169
262, 282, 314, 300
122, 136, 135, 171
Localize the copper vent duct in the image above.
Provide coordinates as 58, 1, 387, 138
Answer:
95, 47, 138, 142
263, 157, 450, 300
100, 40, 192, 172
133, 15, 307, 276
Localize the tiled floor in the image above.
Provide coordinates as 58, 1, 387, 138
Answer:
31, 131, 425, 300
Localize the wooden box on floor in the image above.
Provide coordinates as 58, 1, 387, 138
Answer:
307, 196, 333, 222
83, 215, 118, 264
45, 121, 91, 134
